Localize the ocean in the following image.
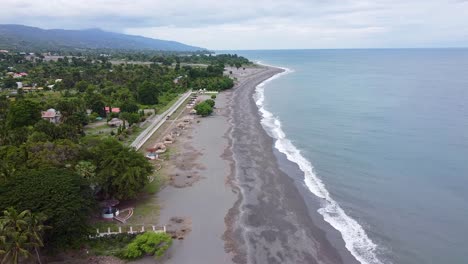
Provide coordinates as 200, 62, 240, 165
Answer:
230, 49, 468, 264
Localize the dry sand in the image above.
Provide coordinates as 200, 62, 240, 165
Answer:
154, 91, 237, 264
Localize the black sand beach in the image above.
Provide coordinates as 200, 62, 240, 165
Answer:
224, 66, 349, 264
154, 65, 355, 264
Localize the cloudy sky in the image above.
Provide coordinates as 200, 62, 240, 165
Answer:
1, 0, 468, 50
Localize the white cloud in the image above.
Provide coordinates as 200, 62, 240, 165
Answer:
1, 0, 467, 49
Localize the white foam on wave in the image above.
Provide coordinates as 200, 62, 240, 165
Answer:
254, 61, 384, 264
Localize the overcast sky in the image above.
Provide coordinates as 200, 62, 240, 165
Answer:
1, 0, 468, 50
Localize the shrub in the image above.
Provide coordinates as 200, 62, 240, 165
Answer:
194, 102, 213, 117
205, 99, 215, 108
211, 94, 217, 99
121, 232, 172, 260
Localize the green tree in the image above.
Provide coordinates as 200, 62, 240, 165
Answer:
137, 81, 159, 105
205, 99, 215, 108
0, 146, 27, 183
6, 100, 41, 129
0, 169, 94, 249
120, 112, 140, 126
120, 101, 139, 113
90, 138, 153, 200
75, 161, 97, 189
0, 208, 49, 264
74, 80, 89, 93
194, 102, 213, 117
0, 208, 33, 264
3, 76, 17, 89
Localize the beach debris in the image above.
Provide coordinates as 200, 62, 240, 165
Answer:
166, 217, 192, 240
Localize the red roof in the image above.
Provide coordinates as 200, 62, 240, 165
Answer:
41, 111, 56, 118
105, 107, 120, 113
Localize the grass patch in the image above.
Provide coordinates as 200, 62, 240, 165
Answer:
91, 221, 120, 234
127, 199, 160, 225
86, 233, 136, 257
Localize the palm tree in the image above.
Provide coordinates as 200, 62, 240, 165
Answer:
0, 208, 49, 264
0, 208, 33, 264
26, 212, 49, 264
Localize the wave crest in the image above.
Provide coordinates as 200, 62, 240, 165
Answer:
254, 61, 384, 264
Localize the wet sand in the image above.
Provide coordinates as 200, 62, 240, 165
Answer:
225, 66, 348, 264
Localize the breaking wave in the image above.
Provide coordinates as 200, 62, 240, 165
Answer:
254, 61, 384, 264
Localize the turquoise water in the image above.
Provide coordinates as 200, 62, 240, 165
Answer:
231, 49, 468, 264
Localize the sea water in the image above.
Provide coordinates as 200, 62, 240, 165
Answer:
229, 49, 468, 264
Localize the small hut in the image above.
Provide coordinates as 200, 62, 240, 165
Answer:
163, 134, 174, 144
183, 117, 193, 124
153, 142, 167, 154
177, 122, 186, 129
171, 128, 181, 137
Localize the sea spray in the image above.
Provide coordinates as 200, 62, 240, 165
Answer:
254, 62, 385, 264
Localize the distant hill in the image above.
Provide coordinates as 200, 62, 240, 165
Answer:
0, 24, 204, 52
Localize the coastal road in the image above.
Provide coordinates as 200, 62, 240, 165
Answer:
130, 91, 192, 150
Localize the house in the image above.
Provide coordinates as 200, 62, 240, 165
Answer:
173, 76, 183, 84
41, 108, 62, 124
108, 118, 123, 127
16, 82, 23, 89
13, 72, 28, 79
105, 107, 121, 113
0, 50, 8, 53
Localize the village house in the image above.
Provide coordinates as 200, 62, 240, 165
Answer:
13, 72, 28, 79
41, 108, 62, 124
105, 107, 121, 113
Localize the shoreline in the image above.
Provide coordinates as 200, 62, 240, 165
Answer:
154, 64, 352, 264
225, 65, 351, 264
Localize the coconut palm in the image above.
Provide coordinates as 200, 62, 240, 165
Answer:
0, 208, 33, 264
26, 212, 49, 264
0, 208, 49, 264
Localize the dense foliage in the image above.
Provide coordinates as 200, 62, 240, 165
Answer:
0, 50, 249, 253
87, 137, 153, 200
121, 232, 172, 259
0, 169, 94, 249
194, 101, 213, 117
195, 99, 216, 117
0, 208, 49, 264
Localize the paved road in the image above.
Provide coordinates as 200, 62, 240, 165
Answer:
130, 91, 192, 150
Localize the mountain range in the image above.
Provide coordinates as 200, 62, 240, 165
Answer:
0, 24, 204, 52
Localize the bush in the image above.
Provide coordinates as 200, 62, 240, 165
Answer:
211, 94, 217, 99
205, 99, 215, 108
194, 102, 213, 117
121, 232, 172, 259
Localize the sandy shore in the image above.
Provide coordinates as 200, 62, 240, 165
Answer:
153, 65, 348, 264
154, 90, 237, 263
